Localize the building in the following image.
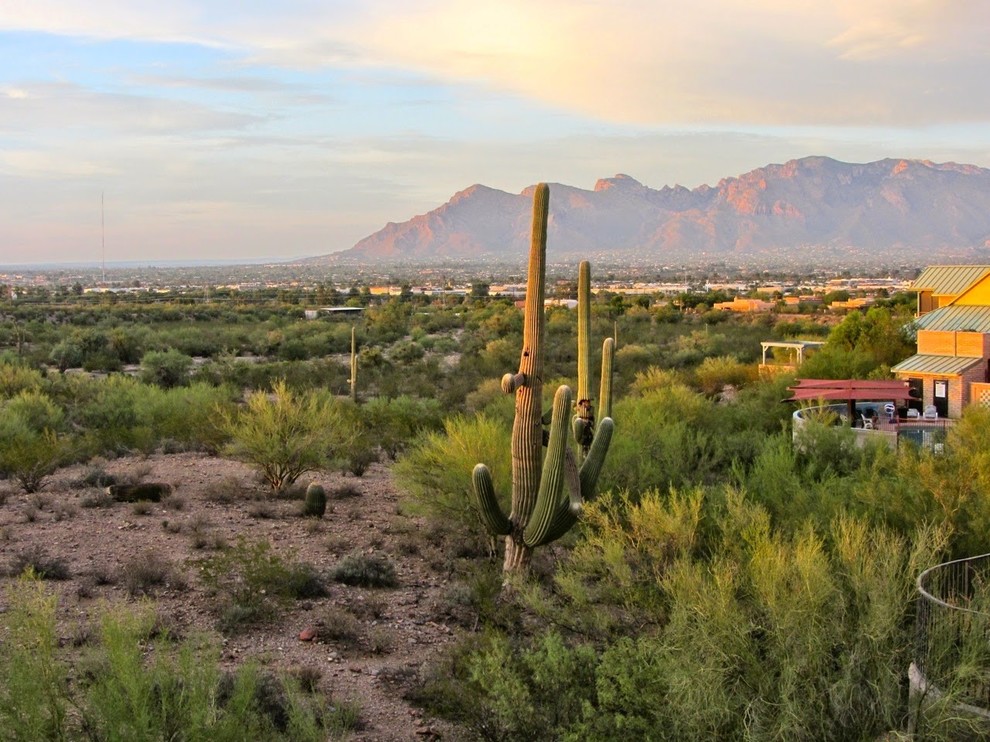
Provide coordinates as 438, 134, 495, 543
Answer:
828, 297, 875, 312
891, 265, 990, 418
713, 297, 775, 313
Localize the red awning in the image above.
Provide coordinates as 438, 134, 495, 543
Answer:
786, 379, 918, 402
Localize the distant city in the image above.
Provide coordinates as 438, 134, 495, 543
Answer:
0, 256, 922, 304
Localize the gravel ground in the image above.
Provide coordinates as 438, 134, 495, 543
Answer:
0, 453, 469, 741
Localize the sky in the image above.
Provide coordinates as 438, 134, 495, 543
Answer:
2, 1, 990, 265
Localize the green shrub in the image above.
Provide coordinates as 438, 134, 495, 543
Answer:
49, 339, 84, 373
0, 420, 67, 493
0, 575, 354, 740
76, 375, 152, 455
0, 576, 69, 739
138, 381, 235, 453
331, 552, 398, 588
425, 491, 954, 741
140, 348, 193, 388
0, 361, 44, 399
197, 538, 326, 632
221, 381, 350, 494
394, 414, 510, 543
692, 355, 757, 396
361, 395, 444, 460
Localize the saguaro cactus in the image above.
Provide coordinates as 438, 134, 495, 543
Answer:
349, 325, 358, 403
472, 183, 615, 574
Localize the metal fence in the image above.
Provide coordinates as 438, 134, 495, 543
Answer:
915, 554, 990, 710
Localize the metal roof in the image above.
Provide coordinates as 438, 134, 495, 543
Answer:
891, 354, 984, 375
911, 265, 990, 296
913, 305, 990, 334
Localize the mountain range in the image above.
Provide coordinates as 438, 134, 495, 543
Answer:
324, 157, 990, 265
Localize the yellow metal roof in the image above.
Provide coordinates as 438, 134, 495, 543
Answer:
892, 354, 984, 375
914, 305, 990, 333
911, 265, 990, 296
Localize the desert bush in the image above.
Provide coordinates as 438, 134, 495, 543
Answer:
49, 339, 84, 372
79, 605, 347, 740
361, 395, 444, 460
0, 361, 44, 399
0, 576, 70, 739
601, 387, 721, 494
75, 374, 152, 455
137, 382, 235, 453
120, 551, 178, 596
73, 464, 117, 489
394, 413, 510, 544
197, 538, 327, 632
317, 606, 364, 646
203, 475, 249, 504
7, 547, 71, 580
692, 355, 757, 396
140, 348, 193, 388
187, 516, 227, 551
413, 631, 598, 742
0, 424, 67, 494
0, 390, 71, 492
331, 552, 398, 588
221, 380, 351, 494
343, 445, 378, 477
910, 405, 990, 557
420, 491, 956, 741
5, 390, 65, 433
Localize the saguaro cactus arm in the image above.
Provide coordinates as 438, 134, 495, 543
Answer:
529, 415, 614, 546
523, 385, 574, 546
473, 464, 512, 536
599, 336, 614, 420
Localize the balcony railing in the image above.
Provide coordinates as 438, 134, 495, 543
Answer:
792, 404, 953, 452
913, 554, 990, 715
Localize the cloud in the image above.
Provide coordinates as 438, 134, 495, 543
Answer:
3, 1, 989, 128
0, 81, 263, 136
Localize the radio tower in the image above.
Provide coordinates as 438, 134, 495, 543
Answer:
101, 191, 106, 286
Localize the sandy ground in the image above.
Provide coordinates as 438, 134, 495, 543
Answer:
0, 453, 468, 741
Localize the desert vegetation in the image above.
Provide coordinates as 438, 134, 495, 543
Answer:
5, 220, 987, 738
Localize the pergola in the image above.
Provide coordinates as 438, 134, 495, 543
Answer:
760, 340, 825, 367
786, 379, 919, 424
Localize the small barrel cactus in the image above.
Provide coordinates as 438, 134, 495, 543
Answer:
303, 483, 327, 518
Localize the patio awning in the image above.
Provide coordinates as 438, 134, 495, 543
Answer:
891, 354, 984, 376
786, 378, 918, 402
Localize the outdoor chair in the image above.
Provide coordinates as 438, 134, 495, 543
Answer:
923, 405, 939, 420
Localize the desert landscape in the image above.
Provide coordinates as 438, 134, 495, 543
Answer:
0, 453, 466, 741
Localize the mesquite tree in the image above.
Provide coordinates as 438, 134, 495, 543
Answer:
472, 183, 615, 574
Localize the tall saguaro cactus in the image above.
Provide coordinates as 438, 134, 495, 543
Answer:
472, 183, 615, 574
349, 325, 358, 403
